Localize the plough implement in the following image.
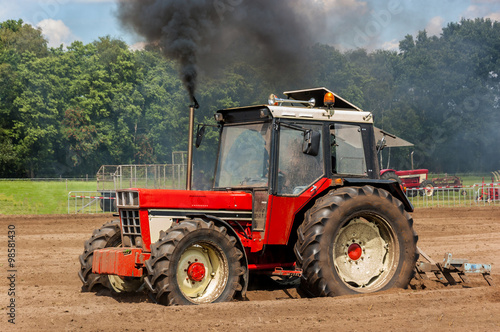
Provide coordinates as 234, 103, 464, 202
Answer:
415, 246, 493, 286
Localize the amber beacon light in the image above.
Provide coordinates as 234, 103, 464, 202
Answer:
324, 92, 335, 108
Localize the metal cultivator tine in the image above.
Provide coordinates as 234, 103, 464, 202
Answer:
415, 247, 493, 287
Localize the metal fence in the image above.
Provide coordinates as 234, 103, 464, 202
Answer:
67, 190, 117, 214
96, 152, 187, 191
97, 164, 187, 191
407, 182, 500, 208
68, 163, 187, 214
70, 154, 188, 213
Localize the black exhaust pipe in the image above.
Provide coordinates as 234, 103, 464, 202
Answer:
186, 97, 199, 190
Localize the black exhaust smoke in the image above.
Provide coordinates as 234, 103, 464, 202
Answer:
117, 1, 207, 101
117, 1, 417, 98
117, 0, 329, 99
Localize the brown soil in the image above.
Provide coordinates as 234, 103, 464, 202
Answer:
1, 207, 500, 331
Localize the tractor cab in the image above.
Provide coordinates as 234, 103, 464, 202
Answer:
212, 87, 380, 195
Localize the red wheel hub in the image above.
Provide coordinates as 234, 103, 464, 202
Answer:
187, 262, 206, 282
348, 243, 362, 260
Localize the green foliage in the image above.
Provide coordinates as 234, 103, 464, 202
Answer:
0, 18, 499, 177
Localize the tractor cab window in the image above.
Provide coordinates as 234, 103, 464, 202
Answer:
277, 124, 324, 195
331, 123, 367, 176
215, 122, 271, 188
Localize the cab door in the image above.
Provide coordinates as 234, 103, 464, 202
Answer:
265, 122, 326, 245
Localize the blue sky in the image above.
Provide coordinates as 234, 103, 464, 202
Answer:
1, 0, 500, 50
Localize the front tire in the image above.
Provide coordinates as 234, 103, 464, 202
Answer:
146, 218, 245, 305
420, 180, 435, 197
381, 171, 402, 184
294, 186, 418, 297
79, 219, 143, 293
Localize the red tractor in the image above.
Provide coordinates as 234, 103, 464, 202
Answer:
79, 88, 418, 305
380, 169, 435, 197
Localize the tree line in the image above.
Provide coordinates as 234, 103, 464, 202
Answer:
0, 18, 499, 177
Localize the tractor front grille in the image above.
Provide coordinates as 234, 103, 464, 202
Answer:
120, 209, 141, 236
116, 190, 139, 207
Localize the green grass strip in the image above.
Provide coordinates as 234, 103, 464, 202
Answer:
0, 180, 97, 215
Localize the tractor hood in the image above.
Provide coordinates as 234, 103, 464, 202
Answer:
116, 188, 253, 211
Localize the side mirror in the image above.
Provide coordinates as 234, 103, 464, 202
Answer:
303, 130, 320, 156
376, 136, 387, 153
195, 125, 206, 148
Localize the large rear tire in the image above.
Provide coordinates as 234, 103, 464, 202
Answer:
294, 185, 418, 297
79, 219, 143, 292
146, 218, 245, 305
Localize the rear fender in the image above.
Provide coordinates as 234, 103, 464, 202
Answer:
342, 178, 414, 212
289, 178, 413, 230
380, 169, 397, 176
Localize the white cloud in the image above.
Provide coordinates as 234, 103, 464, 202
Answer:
485, 12, 500, 21
462, 4, 500, 23
36, 19, 77, 48
381, 39, 399, 51
463, 5, 482, 18
426, 16, 444, 36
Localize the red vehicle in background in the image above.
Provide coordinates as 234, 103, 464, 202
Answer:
374, 130, 433, 197
380, 169, 435, 197
477, 178, 500, 202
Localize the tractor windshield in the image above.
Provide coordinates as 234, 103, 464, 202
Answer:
214, 122, 271, 188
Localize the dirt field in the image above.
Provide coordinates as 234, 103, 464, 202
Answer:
1, 207, 500, 331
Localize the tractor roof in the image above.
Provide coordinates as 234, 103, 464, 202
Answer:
217, 87, 373, 124
374, 128, 414, 147
267, 106, 373, 123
